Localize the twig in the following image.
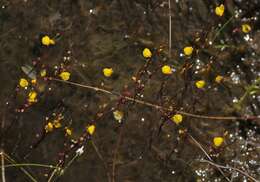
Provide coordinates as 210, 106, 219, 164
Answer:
51, 78, 260, 121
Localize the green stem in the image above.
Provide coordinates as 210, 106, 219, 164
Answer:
212, 16, 234, 43
3, 153, 37, 182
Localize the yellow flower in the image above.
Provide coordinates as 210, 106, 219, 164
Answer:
65, 127, 72, 136
171, 114, 183, 125
40, 69, 47, 77
183, 46, 193, 56
19, 78, 29, 88
59, 71, 71, 81
213, 136, 224, 147
86, 125, 95, 135
53, 120, 62, 128
195, 80, 206, 89
113, 110, 124, 123
242, 24, 251, 33
161, 65, 172, 75
142, 48, 152, 58
31, 79, 37, 84
45, 122, 54, 133
215, 4, 224, 17
103, 68, 113, 77
41, 35, 55, 46
28, 91, 37, 103
215, 75, 224, 83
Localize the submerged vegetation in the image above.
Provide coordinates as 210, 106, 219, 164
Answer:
0, 0, 260, 181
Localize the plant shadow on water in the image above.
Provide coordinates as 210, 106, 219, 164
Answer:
0, 0, 260, 182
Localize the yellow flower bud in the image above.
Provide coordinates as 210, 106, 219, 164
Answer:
65, 127, 72, 136
28, 91, 37, 103
31, 79, 37, 84
171, 114, 183, 125
215, 75, 224, 83
86, 125, 95, 135
215, 4, 224, 17
213, 137, 224, 147
183, 46, 193, 56
19, 78, 29, 88
53, 120, 62, 128
142, 48, 152, 58
45, 122, 54, 133
113, 110, 124, 123
161, 65, 172, 75
40, 69, 47, 77
59, 71, 71, 81
242, 24, 251, 33
195, 80, 206, 89
103, 68, 113, 77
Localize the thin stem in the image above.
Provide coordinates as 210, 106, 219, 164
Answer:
212, 16, 234, 43
3, 153, 37, 182
51, 78, 259, 121
199, 159, 258, 182
1, 151, 5, 182
91, 140, 111, 182
3, 163, 58, 169
188, 134, 231, 182
168, 0, 172, 58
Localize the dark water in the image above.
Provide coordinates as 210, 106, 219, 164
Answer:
0, 0, 260, 181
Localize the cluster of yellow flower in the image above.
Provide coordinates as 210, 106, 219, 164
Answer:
19, 78, 38, 104
44, 115, 63, 133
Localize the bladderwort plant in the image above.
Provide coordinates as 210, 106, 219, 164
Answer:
1, 1, 260, 182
